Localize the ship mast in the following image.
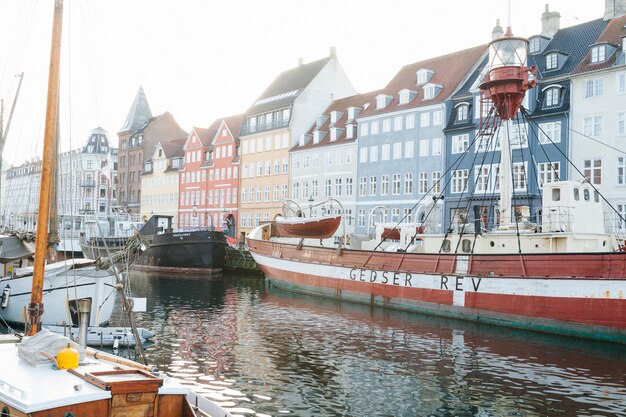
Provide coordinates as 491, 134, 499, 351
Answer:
26, 0, 64, 336
479, 26, 535, 228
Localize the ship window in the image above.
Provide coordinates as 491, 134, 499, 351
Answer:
442, 239, 451, 252
584, 189, 590, 201
574, 188, 580, 201
594, 190, 600, 202
552, 188, 560, 201
462, 239, 472, 253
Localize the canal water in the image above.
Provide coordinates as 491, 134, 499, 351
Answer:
119, 271, 625, 417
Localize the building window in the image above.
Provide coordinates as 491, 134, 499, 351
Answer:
456, 104, 469, 122
393, 142, 402, 159
618, 112, 626, 136
585, 78, 604, 98
451, 134, 469, 154
583, 116, 603, 137
538, 162, 560, 188
345, 178, 353, 196
618, 157, 626, 185
529, 37, 541, 54
393, 116, 403, 131
381, 144, 390, 160
591, 45, 607, 63
419, 139, 429, 157
546, 53, 558, 70
369, 176, 377, 196
513, 163, 527, 191
359, 147, 368, 163
405, 114, 415, 129
358, 209, 365, 227
370, 146, 378, 162
618, 73, 626, 94
432, 171, 441, 193
405, 173, 414, 194
359, 177, 367, 196
405, 141, 414, 158
324, 179, 332, 197
381, 175, 389, 195
538, 121, 561, 144
432, 138, 442, 156
335, 178, 342, 196
544, 87, 560, 107
451, 169, 469, 193
421, 112, 430, 127
382, 119, 391, 132
419, 172, 428, 194
392, 174, 401, 195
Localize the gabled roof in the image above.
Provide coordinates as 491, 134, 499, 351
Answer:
160, 137, 186, 159
529, 18, 608, 78
244, 57, 331, 115
359, 45, 487, 118
573, 14, 626, 74
222, 115, 243, 141
119, 86, 152, 133
292, 90, 381, 151
190, 127, 213, 148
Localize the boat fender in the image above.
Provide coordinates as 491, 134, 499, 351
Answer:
0, 286, 9, 309
57, 343, 79, 369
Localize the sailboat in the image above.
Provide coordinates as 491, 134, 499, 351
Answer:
247, 28, 626, 344
0, 2, 230, 416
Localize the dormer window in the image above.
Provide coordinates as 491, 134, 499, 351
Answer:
591, 45, 607, 63
529, 37, 541, 54
316, 114, 329, 128
546, 53, 558, 70
330, 128, 339, 141
313, 130, 326, 144
330, 111, 343, 125
543, 85, 562, 107
347, 107, 360, 121
423, 83, 442, 100
376, 94, 393, 109
455, 103, 470, 122
399, 89, 417, 105
416, 69, 434, 85
346, 124, 355, 139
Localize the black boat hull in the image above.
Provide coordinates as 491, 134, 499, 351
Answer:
136, 230, 228, 272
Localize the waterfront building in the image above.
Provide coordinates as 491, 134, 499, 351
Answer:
205, 116, 242, 238
355, 45, 486, 235
117, 86, 186, 214
2, 158, 41, 230
443, 9, 607, 231
178, 125, 216, 230
238, 48, 356, 234
570, 11, 626, 231
289, 91, 379, 237
141, 137, 185, 228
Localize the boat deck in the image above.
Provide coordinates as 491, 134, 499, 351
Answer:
0, 340, 186, 413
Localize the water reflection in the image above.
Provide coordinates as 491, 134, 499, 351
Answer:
123, 271, 626, 417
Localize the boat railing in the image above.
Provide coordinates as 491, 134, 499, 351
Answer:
604, 211, 626, 234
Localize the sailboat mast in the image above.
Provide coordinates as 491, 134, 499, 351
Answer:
26, 0, 64, 336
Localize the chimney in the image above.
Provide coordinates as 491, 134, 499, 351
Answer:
541, 4, 560, 38
492, 19, 504, 40
605, 0, 626, 20
330, 46, 337, 58
298, 57, 304, 67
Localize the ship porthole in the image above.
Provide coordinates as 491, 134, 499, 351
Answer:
490, 241, 495, 247
603, 240, 606, 247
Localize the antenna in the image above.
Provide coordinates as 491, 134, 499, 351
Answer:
507, 0, 512, 27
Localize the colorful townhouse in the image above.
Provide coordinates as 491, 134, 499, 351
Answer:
178, 125, 216, 230
141, 137, 185, 228
289, 91, 379, 237
442, 8, 608, 231
205, 116, 242, 238
117, 86, 186, 214
354, 45, 486, 236
238, 49, 356, 234
570, 11, 626, 230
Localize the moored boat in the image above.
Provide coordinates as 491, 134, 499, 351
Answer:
275, 214, 342, 239
247, 29, 626, 344
135, 215, 228, 273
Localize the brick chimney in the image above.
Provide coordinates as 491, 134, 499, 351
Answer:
541, 4, 560, 38
492, 19, 504, 40
605, 0, 626, 20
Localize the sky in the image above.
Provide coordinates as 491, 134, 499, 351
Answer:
0, 0, 605, 167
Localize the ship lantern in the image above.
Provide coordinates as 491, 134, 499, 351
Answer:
479, 27, 537, 120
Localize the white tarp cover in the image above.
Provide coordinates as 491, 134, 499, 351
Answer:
17, 328, 86, 366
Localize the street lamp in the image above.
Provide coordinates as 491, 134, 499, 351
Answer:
192, 204, 197, 217
308, 196, 314, 217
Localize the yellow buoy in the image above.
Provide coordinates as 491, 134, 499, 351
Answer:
57, 343, 79, 369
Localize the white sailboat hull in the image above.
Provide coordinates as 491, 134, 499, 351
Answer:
0, 260, 117, 327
